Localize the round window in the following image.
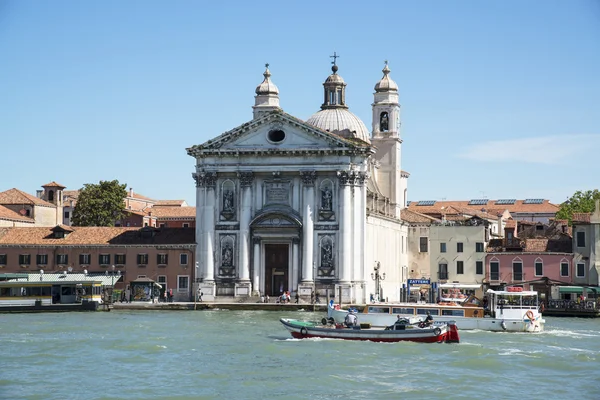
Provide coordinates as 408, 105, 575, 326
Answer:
267, 129, 286, 143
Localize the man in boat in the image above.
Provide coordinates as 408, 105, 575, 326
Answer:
419, 311, 434, 328
344, 310, 358, 328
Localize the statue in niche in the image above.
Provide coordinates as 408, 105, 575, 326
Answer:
321, 241, 333, 267
321, 187, 332, 211
223, 190, 234, 211
380, 112, 389, 132
222, 243, 233, 266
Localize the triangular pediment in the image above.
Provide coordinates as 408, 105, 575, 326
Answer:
187, 111, 372, 157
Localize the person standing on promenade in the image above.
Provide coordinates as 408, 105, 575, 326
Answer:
295, 292, 299, 304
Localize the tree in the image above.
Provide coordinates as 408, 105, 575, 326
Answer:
72, 180, 128, 226
555, 189, 600, 225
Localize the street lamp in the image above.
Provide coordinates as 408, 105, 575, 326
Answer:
105, 265, 121, 304
371, 261, 386, 302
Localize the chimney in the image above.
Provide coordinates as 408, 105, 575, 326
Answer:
129, 187, 134, 197
36, 190, 43, 199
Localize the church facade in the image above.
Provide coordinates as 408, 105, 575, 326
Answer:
187, 60, 409, 302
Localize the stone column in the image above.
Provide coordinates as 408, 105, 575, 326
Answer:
300, 171, 316, 283
252, 237, 261, 295
193, 171, 217, 282
338, 170, 353, 283
292, 237, 300, 292
238, 171, 254, 282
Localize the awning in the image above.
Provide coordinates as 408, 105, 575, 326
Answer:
558, 286, 598, 294
438, 283, 481, 289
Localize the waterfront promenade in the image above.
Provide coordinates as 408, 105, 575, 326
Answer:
111, 299, 330, 312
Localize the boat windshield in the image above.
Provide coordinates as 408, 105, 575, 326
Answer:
495, 294, 538, 309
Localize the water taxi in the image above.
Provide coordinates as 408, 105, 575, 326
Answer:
328, 287, 544, 332
280, 317, 459, 343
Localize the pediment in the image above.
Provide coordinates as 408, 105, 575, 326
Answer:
187, 111, 372, 157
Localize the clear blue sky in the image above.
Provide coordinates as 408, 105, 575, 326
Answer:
1, 0, 599, 206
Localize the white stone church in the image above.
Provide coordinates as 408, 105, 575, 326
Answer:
187, 60, 409, 302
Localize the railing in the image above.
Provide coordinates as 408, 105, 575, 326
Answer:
548, 300, 599, 311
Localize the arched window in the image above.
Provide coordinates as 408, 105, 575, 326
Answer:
48, 190, 54, 202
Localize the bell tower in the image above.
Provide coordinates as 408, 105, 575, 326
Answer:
370, 62, 407, 217
41, 181, 66, 225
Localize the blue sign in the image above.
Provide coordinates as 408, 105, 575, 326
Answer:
407, 279, 430, 285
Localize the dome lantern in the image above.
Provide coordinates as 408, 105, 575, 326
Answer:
253, 63, 281, 119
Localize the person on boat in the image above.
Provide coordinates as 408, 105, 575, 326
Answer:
420, 311, 434, 328
344, 310, 358, 328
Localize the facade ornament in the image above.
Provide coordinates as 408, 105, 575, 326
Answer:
252, 236, 262, 245
238, 171, 254, 187
299, 170, 317, 186
193, 171, 217, 188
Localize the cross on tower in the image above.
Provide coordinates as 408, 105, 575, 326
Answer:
330, 52, 340, 66
265, 63, 269, 68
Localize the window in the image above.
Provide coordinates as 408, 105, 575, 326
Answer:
180, 253, 188, 265
159, 223, 166, 228
457, 242, 463, 253
115, 254, 126, 265
137, 254, 149, 265
576, 263, 585, 278
476, 261, 483, 275
576, 231, 585, 247
560, 262, 569, 277
456, 261, 464, 275
438, 263, 448, 280
476, 242, 484, 252
157, 254, 168, 265
513, 262, 523, 281
0, 254, 6, 265
79, 254, 90, 265
64, 211, 70, 219
157, 275, 167, 288
440, 243, 446, 253
535, 261, 543, 276
56, 254, 68, 265
490, 261, 500, 280
36, 254, 48, 265
183, 223, 189, 228
19, 254, 31, 265
178, 275, 189, 292
99, 254, 110, 265
419, 237, 428, 253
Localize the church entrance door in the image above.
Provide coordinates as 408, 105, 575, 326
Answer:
264, 243, 289, 297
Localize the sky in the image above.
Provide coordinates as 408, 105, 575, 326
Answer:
1, 0, 599, 206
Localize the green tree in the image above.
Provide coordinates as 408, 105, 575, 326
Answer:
555, 189, 600, 224
72, 180, 128, 226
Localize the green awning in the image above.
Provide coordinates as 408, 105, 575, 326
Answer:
558, 286, 598, 294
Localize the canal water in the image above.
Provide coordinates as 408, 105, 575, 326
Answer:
1, 310, 598, 400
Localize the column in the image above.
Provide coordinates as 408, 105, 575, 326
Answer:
338, 170, 352, 283
193, 171, 217, 281
238, 171, 254, 282
353, 172, 363, 283
300, 171, 316, 283
292, 237, 300, 291
252, 237, 261, 295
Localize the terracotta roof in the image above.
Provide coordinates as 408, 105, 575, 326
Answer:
129, 192, 156, 202
400, 209, 439, 224
407, 199, 559, 215
155, 200, 187, 206
0, 205, 34, 223
41, 181, 66, 188
0, 226, 195, 246
504, 219, 516, 228
151, 206, 196, 219
442, 205, 499, 220
572, 213, 591, 223
0, 188, 55, 207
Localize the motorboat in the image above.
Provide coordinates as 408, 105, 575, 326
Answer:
279, 317, 459, 343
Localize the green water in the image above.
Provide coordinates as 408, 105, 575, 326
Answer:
1, 310, 598, 400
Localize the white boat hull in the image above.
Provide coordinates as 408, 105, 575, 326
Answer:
328, 302, 544, 333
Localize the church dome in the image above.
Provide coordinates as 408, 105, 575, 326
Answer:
306, 108, 371, 144
374, 62, 398, 92
255, 65, 279, 95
